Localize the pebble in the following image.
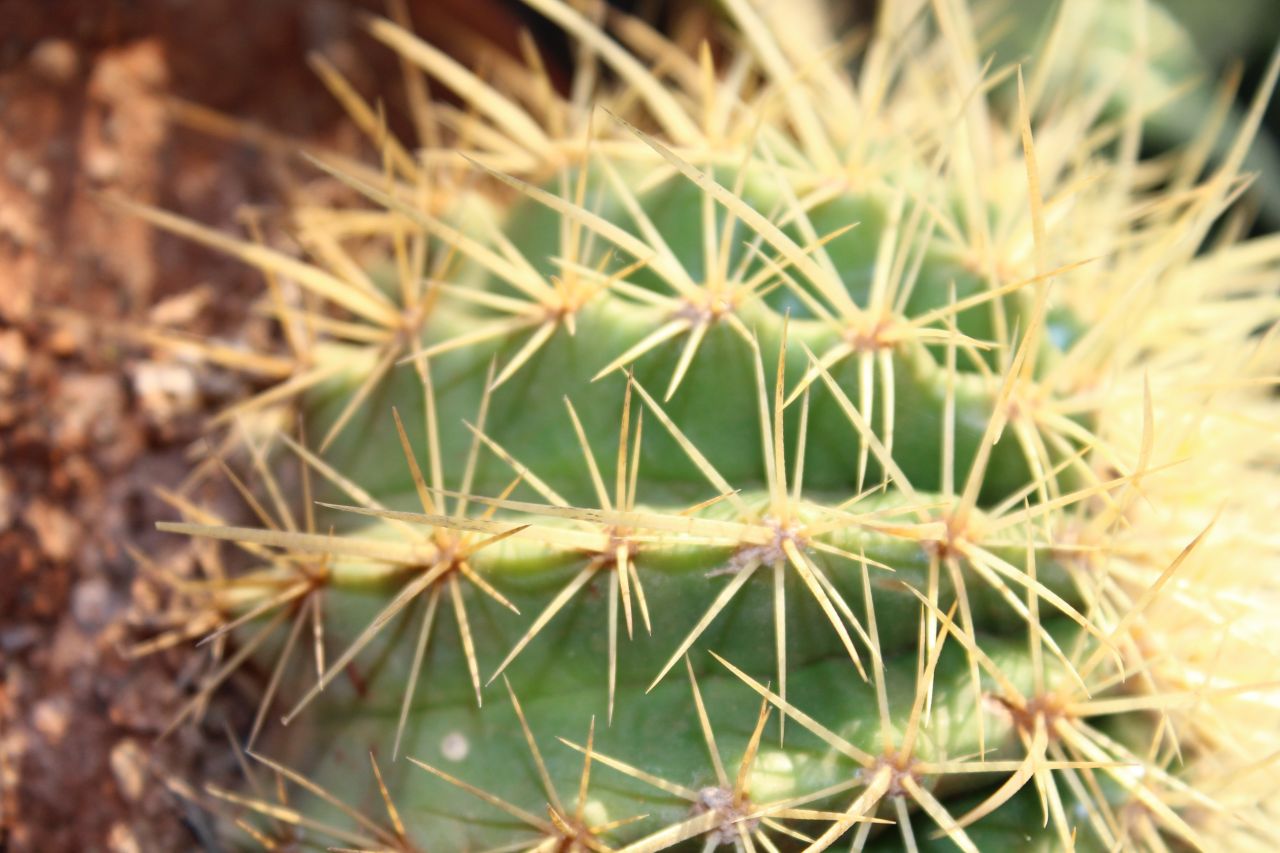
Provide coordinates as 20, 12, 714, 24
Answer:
0, 469, 14, 529
0, 624, 41, 653
85, 147, 121, 183
31, 697, 70, 743
0, 329, 26, 373
55, 374, 123, 448
107, 823, 142, 853
25, 166, 51, 196
23, 499, 80, 562
72, 577, 116, 629
131, 360, 198, 424
47, 316, 90, 356
29, 39, 79, 85
110, 739, 148, 801
147, 286, 210, 326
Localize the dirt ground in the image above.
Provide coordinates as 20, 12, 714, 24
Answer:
1, 1, 1273, 851
0, 1, 530, 850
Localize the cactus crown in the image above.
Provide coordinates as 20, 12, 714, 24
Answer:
127, 0, 1280, 850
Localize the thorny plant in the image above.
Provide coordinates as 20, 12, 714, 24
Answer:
119, 0, 1280, 849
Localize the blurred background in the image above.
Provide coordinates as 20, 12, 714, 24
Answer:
0, 1, 1275, 849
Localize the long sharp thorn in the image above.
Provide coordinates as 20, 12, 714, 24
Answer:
648, 560, 760, 693
394, 585, 440, 760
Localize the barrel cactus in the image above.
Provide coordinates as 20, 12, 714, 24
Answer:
125, 0, 1280, 849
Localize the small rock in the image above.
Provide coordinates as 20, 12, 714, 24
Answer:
23, 499, 80, 562
47, 315, 90, 356
110, 739, 148, 801
107, 822, 142, 853
72, 576, 116, 629
0, 469, 14, 529
4, 150, 52, 196
85, 147, 121, 183
29, 39, 79, 84
131, 360, 198, 425
0, 329, 26, 373
25, 166, 52, 197
0, 729, 29, 821
148, 285, 211, 327
50, 618, 97, 674
55, 373, 123, 448
89, 40, 167, 101
0, 624, 41, 653
31, 697, 70, 743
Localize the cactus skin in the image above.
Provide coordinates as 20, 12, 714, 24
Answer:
132, 0, 1280, 850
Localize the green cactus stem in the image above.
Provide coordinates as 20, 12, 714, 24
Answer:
125, 0, 1280, 850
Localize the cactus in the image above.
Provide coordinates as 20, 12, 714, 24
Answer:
126, 0, 1280, 850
